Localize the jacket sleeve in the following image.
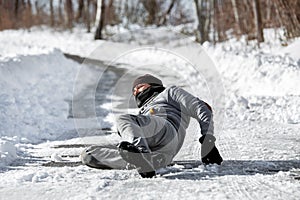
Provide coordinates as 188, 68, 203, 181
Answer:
170, 86, 214, 135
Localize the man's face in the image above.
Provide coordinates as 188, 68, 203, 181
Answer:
133, 83, 151, 96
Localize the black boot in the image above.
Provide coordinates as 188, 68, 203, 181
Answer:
117, 141, 156, 178
199, 134, 223, 165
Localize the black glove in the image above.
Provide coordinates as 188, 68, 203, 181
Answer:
199, 134, 223, 165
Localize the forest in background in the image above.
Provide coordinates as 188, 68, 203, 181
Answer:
0, 0, 299, 45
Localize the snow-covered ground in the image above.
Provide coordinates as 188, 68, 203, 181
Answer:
0, 26, 299, 199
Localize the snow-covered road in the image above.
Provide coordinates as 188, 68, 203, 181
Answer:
0, 27, 299, 200
1, 119, 299, 200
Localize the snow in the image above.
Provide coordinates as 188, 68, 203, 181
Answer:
0, 49, 82, 167
0, 139, 17, 168
282, 39, 300, 61
202, 39, 300, 124
0, 26, 299, 199
0, 50, 78, 141
207, 41, 300, 96
0, 26, 103, 58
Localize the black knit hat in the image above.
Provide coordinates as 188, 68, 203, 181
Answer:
132, 74, 163, 91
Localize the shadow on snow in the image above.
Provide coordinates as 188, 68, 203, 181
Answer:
160, 159, 300, 180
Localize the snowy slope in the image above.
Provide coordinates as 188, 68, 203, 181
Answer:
0, 50, 80, 167
0, 27, 299, 199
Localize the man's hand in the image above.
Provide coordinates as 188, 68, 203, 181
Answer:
199, 134, 223, 165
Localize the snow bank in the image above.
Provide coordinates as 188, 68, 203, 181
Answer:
0, 49, 80, 165
0, 49, 79, 142
282, 39, 300, 61
0, 26, 102, 58
202, 36, 300, 124
204, 39, 300, 96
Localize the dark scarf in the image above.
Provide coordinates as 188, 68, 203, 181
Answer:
135, 86, 165, 108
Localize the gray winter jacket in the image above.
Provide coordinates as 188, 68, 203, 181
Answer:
139, 85, 214, 153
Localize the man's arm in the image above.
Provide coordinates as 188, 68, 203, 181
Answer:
169, 86, 214, 135
170, 86, 223, 165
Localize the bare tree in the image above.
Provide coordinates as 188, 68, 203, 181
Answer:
95, 0, 106, 39
274, 0, 300, 39
106, 0, 115, 25
253, 0, 264, 43
35, 1, 40, 18
194, 0, 210, 44
50, 0, 54, 26
76, 0, 84, 22
159, 0, 177, 26
23, 0, 33, 28
65, 0, 74, 28
85, 0, 91, 32
27, 0, 32, 11
211, 0, 216, 43
214, 0, 227, 42
231, 0, 242, 35
266, 0, 271, 24
141, 0, 158, 25
1, 0, 299, 45
14, 0, 19, 18
58, 0, 64, 26
194, 0, 202, 43
92, 0, 98, 22
204, 0, 212, 40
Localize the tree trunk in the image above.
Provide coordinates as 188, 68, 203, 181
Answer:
274, 0, 300, 39
194, 0, 207, 44
58, 0, 64, 25
50, 0, 54, 26
231, 0, 242, 35
253, 0, 264, 44
35, 1, 40, 17
76, 0, 84, 22
95, 0, 101, 27
211, 0, 217, 44
141, 0, 158, 25
159, 0, 176, 26
194, 0, 201, 43
27, 0, 32, 9
65, 0, 74, 29
94, 0, 105, 40
214, 0, 221, 42
21, 0, 25, 7
85, 0, 91, 32
92, 0, 98, 23
266, 0, 271, 23
124, 0, 129, 25
242, 0, 251, 37
14, 0, 19, 18
217, 0, 227, 42
24, 0, 32, 28
204, 0, 211, 42
106, 0, 114, 25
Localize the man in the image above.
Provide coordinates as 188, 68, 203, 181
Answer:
81, 74, 223, 178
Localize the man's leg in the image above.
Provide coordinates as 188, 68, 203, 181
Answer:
81, 144, 129, 169
81, 114, 179, 175
116, 114, 179, 169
